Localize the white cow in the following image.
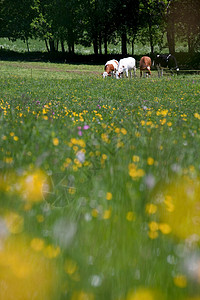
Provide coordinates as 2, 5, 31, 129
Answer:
117, 57, 136, 78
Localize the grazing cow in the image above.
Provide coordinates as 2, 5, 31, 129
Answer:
102, 59, 119, 78
139, 56, 151, 78
155, 54, 179, 77
117, 57, 136, 78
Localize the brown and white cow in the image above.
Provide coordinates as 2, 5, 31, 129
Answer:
103, 59, 119, 78
139, 56, 151, 78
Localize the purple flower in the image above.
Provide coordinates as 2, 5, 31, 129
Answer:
83, 125, 90, 130
78, 130, 82, 136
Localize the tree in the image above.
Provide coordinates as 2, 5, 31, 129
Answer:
0, 0, 35, 51
138, 0, 167, 54
167, 0, 200, 53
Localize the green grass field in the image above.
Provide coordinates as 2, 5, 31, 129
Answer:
0, 60, 200, 300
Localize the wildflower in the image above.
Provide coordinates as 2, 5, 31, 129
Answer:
19, 169, 49, 203
106, 192, 112, 200
5, 212, 24, 234
147, 157, 154, 165
83, 125, 90, 130
103, 209, 111, 220
126, 211, 135, 221
53, 137, 59, 146
43, 245, 60, 258
126, 287, 159, 300
64, 259, 77, 275
30, 238, 45, 251
173, 275, 187, 288
159, 223, 171, 234
145, 203, 157, 214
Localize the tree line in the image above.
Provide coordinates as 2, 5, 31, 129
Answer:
0, 0, 200, 55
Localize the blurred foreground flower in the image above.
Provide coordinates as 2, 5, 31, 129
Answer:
19, 169, 49, 203
0, 169, 50, 205
0, 235, 59, 300
156, 176, 200, 240
126, 287, 163, 300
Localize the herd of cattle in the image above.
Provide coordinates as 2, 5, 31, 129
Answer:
102, 54, 179, 78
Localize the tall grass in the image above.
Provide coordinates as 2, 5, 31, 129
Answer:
0, 61, 200, 300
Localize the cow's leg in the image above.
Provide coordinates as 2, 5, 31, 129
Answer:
133, 67, 136, 78
161, 68, 163, 77
126, 70, 129, 78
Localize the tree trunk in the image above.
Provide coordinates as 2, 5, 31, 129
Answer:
93, 38, 98, 55
166, 20, 175, 54
61, 40, 65, 53
104, 35, 107, 55
26, 38, 30, 52
131, 38, 134, 56
99, 32, 102, 55
49, 39, 55, 52
121, 30, 127, 56
45, 39, 50, 52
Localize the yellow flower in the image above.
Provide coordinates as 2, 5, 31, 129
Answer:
106, 192, 112, 200
71, 291, 94, 300
148, 221, 159, 232
13, 136, 19, 141
145, 203, 157, 215
53, 137, 59, 146
159, 223, 171, 234
126, 211, 135, 221
64, 259, 77, 275
43, 245, 60, 258
158, 176, 200, 239
91, 209, 98, 218
148, 231, 159, 239
132, 155, 140, 162
194, 112, 200, 120
126, 288, 159, 300
5, 212, 24, 234
147, 157, 154, 165
103, 209, 111, 220
19, 169, 49, 203
173, 275, 187, 288
0, 235, 58, 299
30, 238, 45, 252
121, 128, 127, 135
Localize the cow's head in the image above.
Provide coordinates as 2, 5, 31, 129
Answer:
102, 72, 108, 78
117, 65, 125, 78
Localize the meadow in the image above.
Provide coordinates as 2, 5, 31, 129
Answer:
0, 60, 200, 300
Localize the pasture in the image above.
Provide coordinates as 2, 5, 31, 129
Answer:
0, 60, 200, 300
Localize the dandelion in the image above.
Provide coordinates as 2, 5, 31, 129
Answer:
147, 157, 154, 165
145, 203, 157, 214
0, 235, 58, 299
30, 238, 45, 252
173, 275, 187, 288
106, 192, 112, 200
19, 169, 49, 203
126, 211, 135, 221
53, 137, 59, 146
